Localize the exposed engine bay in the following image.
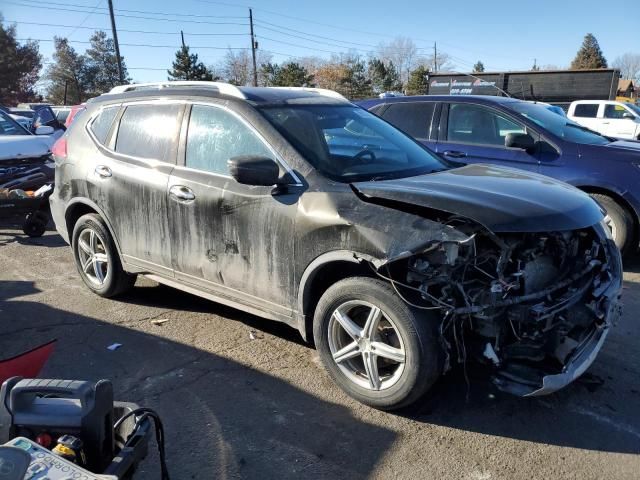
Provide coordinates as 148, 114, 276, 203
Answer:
379, 218, 622, 396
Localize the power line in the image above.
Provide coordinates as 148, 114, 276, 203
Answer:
14, 0, 247, 19
5, 1, 249, 25
66, 0, 102, 38
18, 38, 251, 50
4, 20, 247, 36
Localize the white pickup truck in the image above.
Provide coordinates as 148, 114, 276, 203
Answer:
567, 100, 640, 140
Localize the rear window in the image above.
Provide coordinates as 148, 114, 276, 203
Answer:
115, 104, 182, 162
89, 106, 119, 145
573, 104, 598, 118
381, 102, 435, 139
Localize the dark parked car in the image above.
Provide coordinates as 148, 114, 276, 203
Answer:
359, 95, 640, 254
50, 82, 622, 409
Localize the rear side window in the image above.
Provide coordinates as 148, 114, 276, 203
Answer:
115, 104, 182, 162
89, 106, 119, 145
573, 104, 598, 118
381, 102, 435, 139
186, 104, 272, 175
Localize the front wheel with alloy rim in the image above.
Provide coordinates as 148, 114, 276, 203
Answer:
72, 213, 137, 297
590, 193, 634, 255
313, 277, 442, 410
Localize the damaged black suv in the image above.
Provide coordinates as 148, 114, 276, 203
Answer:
50, 82, 622, 410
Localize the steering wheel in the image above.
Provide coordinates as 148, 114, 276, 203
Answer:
353, 149, 377, 163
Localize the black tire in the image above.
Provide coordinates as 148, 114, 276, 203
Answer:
590, 193, 635, 255
313, 276, 442, 410
71, 213, 137, 297
23, 211, 48, 237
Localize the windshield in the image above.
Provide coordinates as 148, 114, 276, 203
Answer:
0, 110, 30, 136
259, 105, 448, 182
627, 103, 640, 116
510, 102, 610, 145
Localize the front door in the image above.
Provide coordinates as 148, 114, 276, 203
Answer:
168, 103, 299, 318
602, 103, 638, 139
435, 103, 540, 172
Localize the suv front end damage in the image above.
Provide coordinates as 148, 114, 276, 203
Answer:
378, 219, 623, 397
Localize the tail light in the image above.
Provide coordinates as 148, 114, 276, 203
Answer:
51, 136, 67, 159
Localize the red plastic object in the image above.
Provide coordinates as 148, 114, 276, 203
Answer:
36, 432, 53, 448
51, 137, 67, 159
0, 340, 56, 385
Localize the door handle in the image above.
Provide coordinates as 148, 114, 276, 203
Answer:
95, 165, 112, 178
169, 185, 196, 202
443, 150, 467, 158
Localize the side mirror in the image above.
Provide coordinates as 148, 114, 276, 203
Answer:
35, 125, 54, 135
228, 155, 280, 186
622, 112, 635, 120
505, 132, 535, 152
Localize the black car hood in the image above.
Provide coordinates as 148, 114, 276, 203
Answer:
352, 164, 604, 232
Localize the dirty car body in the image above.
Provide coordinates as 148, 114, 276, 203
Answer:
50, 83, 622, 408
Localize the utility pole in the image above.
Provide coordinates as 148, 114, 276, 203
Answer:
107, 0, 124, 84
63, 80, 68, 105
434, 42, 438, 74
249, 8, 258, 87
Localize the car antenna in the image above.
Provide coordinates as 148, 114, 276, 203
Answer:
449, 71, 512, 98
530, 85, 538, 103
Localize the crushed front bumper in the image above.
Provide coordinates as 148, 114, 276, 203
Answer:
493, 231, 623, 397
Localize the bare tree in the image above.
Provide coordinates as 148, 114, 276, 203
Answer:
376, 37, 420, 85
424, 51, 455, 73
219, 49, 272, 86
613, 53, 640, 81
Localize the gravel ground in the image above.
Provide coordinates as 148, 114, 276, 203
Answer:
1, 227, 639, 480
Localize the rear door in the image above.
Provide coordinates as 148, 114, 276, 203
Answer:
167, 102, 299, 318
602, 103, 637, 139
377, 101, 438, 150
569, 102, 601, 133
435, 102, 540, 172
87, 101, 184, 276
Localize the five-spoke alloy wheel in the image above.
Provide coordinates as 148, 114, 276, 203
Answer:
72, 213, 136, 297
314, 276, 442, 410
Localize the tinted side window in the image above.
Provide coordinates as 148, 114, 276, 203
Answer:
604, 104, 628, 119
186, 105, 272, 175
573, 104, 598, 118
89, 106, 119, 145
447, 103, 526, 146
382, 102, 434, 139
115, 104, 182, 162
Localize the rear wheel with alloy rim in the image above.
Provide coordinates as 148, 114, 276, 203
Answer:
72, 213, 137, 297
313, 277, 442, 410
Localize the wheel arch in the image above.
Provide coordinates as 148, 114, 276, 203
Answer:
65, 199, 124, 260
577, 185, 639, 244
297, 250, 378, 343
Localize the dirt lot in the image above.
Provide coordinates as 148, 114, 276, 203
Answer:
1, 227, 639, 480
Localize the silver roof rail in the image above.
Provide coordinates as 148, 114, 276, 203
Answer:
270, 87, 347, 100
107, 81, 246, 99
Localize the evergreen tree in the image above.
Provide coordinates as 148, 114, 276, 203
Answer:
473, 61, 485, 73
45, 37, 88, 104
341, 56, 372, 99
85, 31, 129, 96
0, 19, 42, 105
168, 45, 213, 81
261, 62, 312, 87
368, 58, 402, 93
570, 34, 607, 69
405, 65, 429, 95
